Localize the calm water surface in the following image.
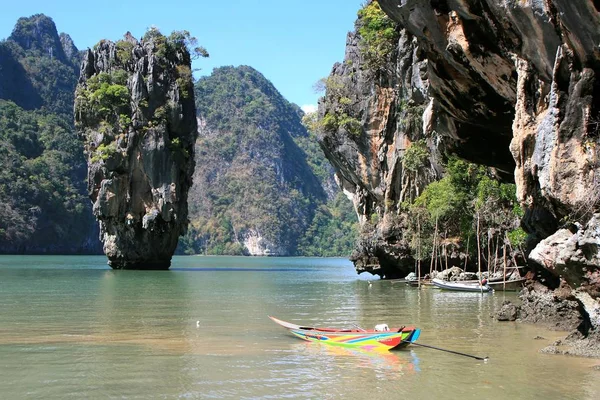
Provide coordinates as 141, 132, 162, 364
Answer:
1, 255, 599, 399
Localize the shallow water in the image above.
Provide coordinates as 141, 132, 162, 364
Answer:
0, 255, 598, 399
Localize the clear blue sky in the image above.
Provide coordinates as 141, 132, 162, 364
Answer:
0, 0, 362, 110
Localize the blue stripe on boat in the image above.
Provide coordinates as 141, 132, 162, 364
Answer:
410, 329, 421, 343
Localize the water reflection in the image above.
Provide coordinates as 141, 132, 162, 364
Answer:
1, 256, 600, 400
291, 342, 421, 376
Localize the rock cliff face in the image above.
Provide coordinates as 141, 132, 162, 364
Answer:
189, 66, 327, 256
319, 1, 600, 286
319, 0, 600, 344
384, 0, 600, 292
74, 31, 197, 269
318, 4, 446, 278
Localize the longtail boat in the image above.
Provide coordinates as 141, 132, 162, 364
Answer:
269, 316, 421, 351
431, 278, 491, 292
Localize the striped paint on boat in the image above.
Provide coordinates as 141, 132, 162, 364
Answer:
269, 316, 421, 351
288, 328, 420, 351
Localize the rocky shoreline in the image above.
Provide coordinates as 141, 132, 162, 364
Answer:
496, 281, 600, 358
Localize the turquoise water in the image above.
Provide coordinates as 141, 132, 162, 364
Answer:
0, 255, 599, 399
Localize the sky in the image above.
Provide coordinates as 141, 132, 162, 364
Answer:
0, 0, 363, 112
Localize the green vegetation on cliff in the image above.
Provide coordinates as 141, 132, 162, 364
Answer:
1, 14, 80, 118
404, 156, 524, 270
356, 1, 399, 73
0, 14, 99, 253
297, 192, 359, 256
179, 66, 358, 256
0, 100, 92, 250
318, 76, 362, 136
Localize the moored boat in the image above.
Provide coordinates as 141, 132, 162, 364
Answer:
459, 277, 527, 291
487, 278, 526, 291
269, 316, 421, 351
431, 278, 491, 292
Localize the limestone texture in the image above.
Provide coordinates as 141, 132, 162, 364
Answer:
318, 0, 600, 348
318, 22, 444, 279
74, 31, 197, 269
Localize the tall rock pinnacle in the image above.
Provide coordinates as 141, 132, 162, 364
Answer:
74, 29, 198, 269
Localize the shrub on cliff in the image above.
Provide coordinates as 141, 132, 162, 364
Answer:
403, 139, 429, 172
317, 76, 362, 137
356, 0, 399, 74
74, 71, 131, 130
405, 156, 524, 271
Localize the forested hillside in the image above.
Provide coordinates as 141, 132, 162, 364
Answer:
179, 66, 357, 256
0, 15, 357, 257
0, 14, 100, 253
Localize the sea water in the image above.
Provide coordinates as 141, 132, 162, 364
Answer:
0, 255, 598, 399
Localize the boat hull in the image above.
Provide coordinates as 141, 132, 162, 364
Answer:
269, 316, 420, 351
487, 278, 526, 291
407, 279, 433, 288
456, 278, 527, 291
431, 278, 491, 292
289, 329, 420, 351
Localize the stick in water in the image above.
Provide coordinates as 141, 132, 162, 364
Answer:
404, 341, 488, 361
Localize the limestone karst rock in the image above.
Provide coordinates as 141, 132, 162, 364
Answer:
319, 0, 599, 289
74, 30, 198, 269
317, 3, 444, 278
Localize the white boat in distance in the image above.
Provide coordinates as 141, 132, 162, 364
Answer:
431, 278, 492, 292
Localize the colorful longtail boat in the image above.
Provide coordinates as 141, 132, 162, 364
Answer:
269, 316, 420, 351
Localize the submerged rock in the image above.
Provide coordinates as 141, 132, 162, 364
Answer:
541, 332, 600, 358
519, 280, 600, 356
519, 282, 583, 331
494, 280, 600, 355
496, 301, 519, 322
74, 30, 198, 269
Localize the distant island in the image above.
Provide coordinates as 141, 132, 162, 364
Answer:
0, 15, 358, 260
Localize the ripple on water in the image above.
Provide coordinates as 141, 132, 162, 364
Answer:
1, 256, 599, 399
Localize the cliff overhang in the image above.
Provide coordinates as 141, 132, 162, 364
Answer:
318, 1, 600, 292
